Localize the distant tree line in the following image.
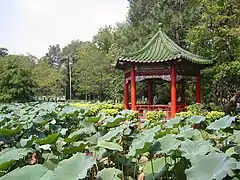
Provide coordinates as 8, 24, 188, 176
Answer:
0, 0, 239, 108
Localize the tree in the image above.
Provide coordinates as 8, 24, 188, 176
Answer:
61, 40, 84, 99
126, 0, 202, 50
93, 25, 114, 53
92, 26, 124, 101
0, 48, 8, 57
45, 44, 62, 66
73, 42, 103, 100
33, 59, 64, 97
187, 0, 240, 63
186, 0, 240, 107
0, 55, 36, 102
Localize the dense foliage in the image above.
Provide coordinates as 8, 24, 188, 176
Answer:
0, 56, 36, 102
0, 103, 240, 179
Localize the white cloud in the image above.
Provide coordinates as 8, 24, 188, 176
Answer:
1, 0, 128, 57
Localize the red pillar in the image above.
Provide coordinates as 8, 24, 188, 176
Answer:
131, 65, 136, 111
171, 64, 177, 118
196, 71, 201, 103
123, 73, 129, 109
148, 79, 153, 105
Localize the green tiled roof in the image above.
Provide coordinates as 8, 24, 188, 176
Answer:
117, 28, 213, 65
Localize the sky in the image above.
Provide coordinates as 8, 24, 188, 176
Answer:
0, 0, 129, 57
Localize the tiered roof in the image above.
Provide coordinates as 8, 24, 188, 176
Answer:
116, 26, 212, 69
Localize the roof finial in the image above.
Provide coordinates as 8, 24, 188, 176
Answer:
158, 23, 163, 30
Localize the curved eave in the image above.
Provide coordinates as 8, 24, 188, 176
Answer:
118, 55, 181, 63
115, 28, 213, 69
117, 54, 213, 65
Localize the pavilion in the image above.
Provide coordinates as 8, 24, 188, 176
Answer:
116, 25, 213, 118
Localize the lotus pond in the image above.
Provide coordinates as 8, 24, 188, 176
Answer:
0, 102, 240, 180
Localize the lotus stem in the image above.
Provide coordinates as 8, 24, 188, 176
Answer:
150, 159, 155, 179
133, 163, 136, 179
122, 164, 124, 180
165, 154, 169, 180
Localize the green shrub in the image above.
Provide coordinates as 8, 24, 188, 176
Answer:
71, 103, 92, 108
187, 103, 206, 115
85, 105, 101, 116
146, 110, 166, 122
113, 104, 124, 111
100, 109, 119, 116
72, 103, 123, 117
125, 110, 138, 121
176, 111, 193, 118
99, 104, 114, 109
206, 111, 225, 122
208, 103, 222, 111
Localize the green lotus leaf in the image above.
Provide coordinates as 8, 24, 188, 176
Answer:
180, 139, 215, 159
88, 132, 102, 145
20, 135, 37, 147
155, 128, 172, 139
157, 134, 181, 154
58, 106, 78, 117
35, 133, 60, 145
143, 157, 170, 180
97, 168, 122, 180
60, 128, 68, 136
65, 126, 95, 143
207, 115, 235, 130
64, 130, 86, 143
33, 116, 50, 126
52, 152, 96, 180
42, 152, 59, 171
232, 130, 240, 145
86, 116, 101, 123
102, 115, 125, 128
226, 147, 236, 156
0, 114, 11, 126
187, 115, 206, 124
128, 128, 157, 157
185, 152, 238, 180
38, 102, 57, 112
176, 125, 202, 140
0, 126, 22, 137
63, 141, 90, 154
165, 117, 182, 128
56, 138, 66, 152
0, 148, 31, 171
79, 121, 96, 131
99, 127, 124, 141
39, 144, 51, 150
142, 126, 161, 136
0, 164, 51, 180
43, 160, 58, 171
97, 140, 123, 151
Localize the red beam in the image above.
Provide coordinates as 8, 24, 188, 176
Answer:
125, 70, 170, 79
131, 65, 136, 111
136, 70, 170, 76
171, 64, 177, 118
